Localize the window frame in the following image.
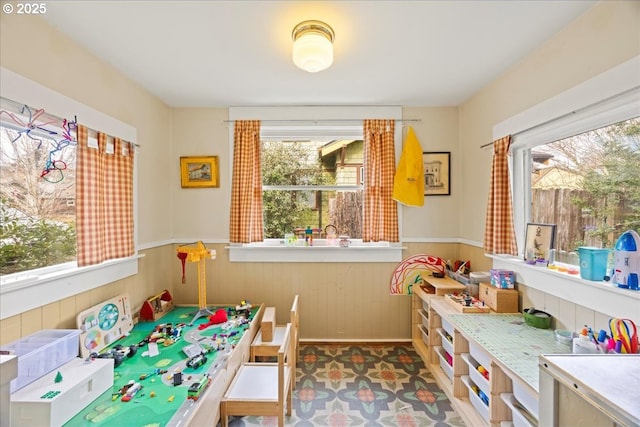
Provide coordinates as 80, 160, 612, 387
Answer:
227, 106, 404, 262
508, 83, 640, 256
490, 56, 640, 319
0, 67, 139, 320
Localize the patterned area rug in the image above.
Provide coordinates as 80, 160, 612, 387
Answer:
224, 344, 466, 427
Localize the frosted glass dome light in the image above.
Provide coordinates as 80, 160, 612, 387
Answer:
292, 20, 335, 73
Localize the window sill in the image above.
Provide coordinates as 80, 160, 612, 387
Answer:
488, 254, 640, 320
0, 255, 141, 320
228, 241, 404, 263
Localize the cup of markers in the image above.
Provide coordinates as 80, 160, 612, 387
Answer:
572, 321, 638, 354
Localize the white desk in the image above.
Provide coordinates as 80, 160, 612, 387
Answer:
539, 354, 640, 427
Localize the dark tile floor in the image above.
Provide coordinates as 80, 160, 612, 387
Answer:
224, 344, 465, 427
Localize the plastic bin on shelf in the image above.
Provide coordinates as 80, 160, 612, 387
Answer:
461, 352, 490, 396
419, 309, 429, 329
469, 340, 492, 372
461, 375, 490, 423
501, 393, 535, 427
511, 375, 539, 420
419, 324, 429, 346
434, 346, 453, 382
422, 299, 429, 313
436, 328, 454, 356
441, 316, 454, 337
0, 329, 81, 393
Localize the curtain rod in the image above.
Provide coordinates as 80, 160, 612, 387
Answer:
0, 95, 140, 148
223, 118, 421, 124
480, 86, 640, 149
479, 110, 576, 150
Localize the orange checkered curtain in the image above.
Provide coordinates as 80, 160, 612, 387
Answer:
76, 125, 135, 267
229, 120, 264, 243
363, 119, 399, 242
483, 136, 518, 255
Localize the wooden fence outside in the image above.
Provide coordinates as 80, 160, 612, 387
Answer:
532, 188, 602, 251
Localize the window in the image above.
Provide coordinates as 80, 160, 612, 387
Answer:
228, 106, 403, 262
488, 59, 640, 322
529, 118, 640, 255
506, 73, 640, 257
262, 137, 364, 239
1, 98, 77, 275
0, 68, 138, 319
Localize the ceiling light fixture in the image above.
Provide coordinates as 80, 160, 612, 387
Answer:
292, 20, 335, 73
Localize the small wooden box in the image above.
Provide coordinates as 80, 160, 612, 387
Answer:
261, 307, 276, 342
444, 294, 491, 313
479, 283, 519, 313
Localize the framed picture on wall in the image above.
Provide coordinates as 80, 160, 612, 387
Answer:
423, 152, 451, 196
524, 223, 556, 263
180, 156, 219, 188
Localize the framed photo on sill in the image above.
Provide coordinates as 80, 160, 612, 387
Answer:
524, 223, 556, 263
423, 151, 451, 196
180, 156, 219, 188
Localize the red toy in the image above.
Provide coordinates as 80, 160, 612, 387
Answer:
198, 309, 228, 330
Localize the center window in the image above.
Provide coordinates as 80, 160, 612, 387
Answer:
261, 137, 364, 240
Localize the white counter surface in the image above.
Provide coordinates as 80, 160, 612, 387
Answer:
539, 354, 640, 426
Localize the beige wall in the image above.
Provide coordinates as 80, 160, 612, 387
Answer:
170, 243, 459, 341
459, 0, 640, 244
402, 107, 460, 239
0, 13, 174, 343
171, 109, 230, 239
1, 2, 639, 343
458, 0, 640, 331
0, 13, 174, 246
0, 246, 174, 346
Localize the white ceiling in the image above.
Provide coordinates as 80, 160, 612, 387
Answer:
40, 1, 597, 108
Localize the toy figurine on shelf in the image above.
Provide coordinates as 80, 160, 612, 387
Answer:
235, 300, 252, 317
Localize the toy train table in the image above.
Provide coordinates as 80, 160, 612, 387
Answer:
64, 304, 264, 427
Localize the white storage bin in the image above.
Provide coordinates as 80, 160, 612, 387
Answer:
0, 329, 81, 393
422, 299, 430, 313
469, 340, 492, 372
419, 324, 429, 346
436, 328, 454, 356
501, 393, 535, 427
434, 346, 453, 382
441, 316, 454, 337
419, 309, 429, 329
511, 376, 538, 420
461, 352, 490, 396
462, 375, 490, 423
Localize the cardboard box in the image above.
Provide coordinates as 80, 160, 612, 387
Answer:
261, 307, 276, 342
490, 269, 516, 289
479, 283, 519, 313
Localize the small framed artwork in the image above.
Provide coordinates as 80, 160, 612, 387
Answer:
423, 152, 451, 196
524, 223, 556, 263
180, 156, 219, 188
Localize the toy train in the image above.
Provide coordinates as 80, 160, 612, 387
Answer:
187, 374, 211, 401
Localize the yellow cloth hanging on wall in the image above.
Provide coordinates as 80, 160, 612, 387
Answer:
392, 126, 424, 206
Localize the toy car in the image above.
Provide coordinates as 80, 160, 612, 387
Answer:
186, 352, 207, 369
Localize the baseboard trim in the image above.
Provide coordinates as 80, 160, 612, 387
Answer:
300, 339, 412, 345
